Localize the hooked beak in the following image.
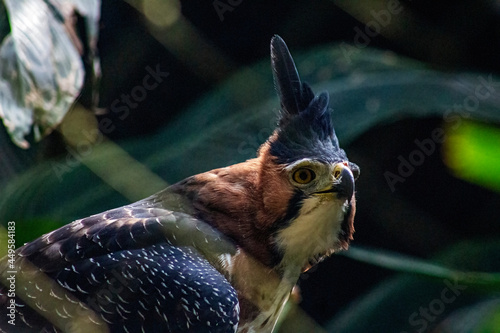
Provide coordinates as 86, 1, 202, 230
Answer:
316, 163, 355, 200
334, 166, 355, 200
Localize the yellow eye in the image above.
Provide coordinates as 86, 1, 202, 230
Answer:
292, 168, 316, 184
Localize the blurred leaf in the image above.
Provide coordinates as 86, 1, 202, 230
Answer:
329, 239, 500, 333
444, 120, 500, 193
0, 0, 100, 148
476, 300, 500, 332
435, 299, 500, 333
342, 245, 500, 291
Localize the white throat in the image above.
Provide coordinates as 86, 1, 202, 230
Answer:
276, 195, 348, 271
218, 196, 348, 333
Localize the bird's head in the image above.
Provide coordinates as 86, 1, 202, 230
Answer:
256, 35, 359, 272
168, 36, 359, 273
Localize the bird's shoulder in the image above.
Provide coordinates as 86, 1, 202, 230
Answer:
0, 195, 240, 332
16, 195, 236, 272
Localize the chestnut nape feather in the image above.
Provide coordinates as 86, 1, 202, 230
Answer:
168, 141, 307, 268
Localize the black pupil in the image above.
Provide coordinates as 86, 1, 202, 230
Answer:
299, 171, 309, 180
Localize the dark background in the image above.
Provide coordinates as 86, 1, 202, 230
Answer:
2, 1, 500, 332
97, 0, 500, 139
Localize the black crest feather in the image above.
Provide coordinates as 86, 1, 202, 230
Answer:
270, 35, 343, 164
271, 35, 315, 122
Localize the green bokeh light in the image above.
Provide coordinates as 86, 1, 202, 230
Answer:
445, 120, 500, 193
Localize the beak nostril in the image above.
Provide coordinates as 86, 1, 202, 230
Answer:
333, 164, 343, 179
334, 161, 355, 180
